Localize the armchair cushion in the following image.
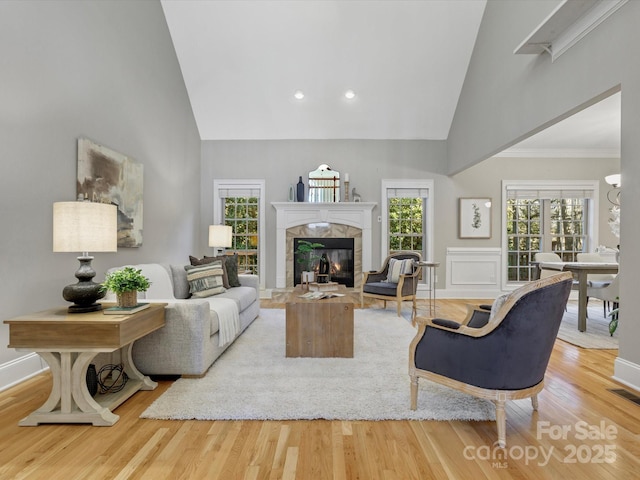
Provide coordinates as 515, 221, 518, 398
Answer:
362, 281, 398, 296
386, 258, 414, 283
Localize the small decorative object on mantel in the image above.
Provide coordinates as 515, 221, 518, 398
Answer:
308, 164, 340, 202
344, 173, 350, 201
101, 266, 151, 311
288, 184, 295, 202
296, 176, 305, 202
352, 187, 361, 202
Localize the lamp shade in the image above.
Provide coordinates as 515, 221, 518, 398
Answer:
605, 174, 621, 187
209, 225, 232, 248
53, 202, 118, 253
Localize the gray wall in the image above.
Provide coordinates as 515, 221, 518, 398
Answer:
201, 140, 619, 289
449, 1, 640, 374
0, 1, 201, 369
200, 139, 448, 286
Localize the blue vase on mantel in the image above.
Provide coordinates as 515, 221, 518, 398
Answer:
296, 176, 305, 202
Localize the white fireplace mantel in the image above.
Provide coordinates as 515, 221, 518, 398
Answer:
271, 202, 376, 288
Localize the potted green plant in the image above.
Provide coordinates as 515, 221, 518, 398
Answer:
101, 267, 151, 308
608, 301, 619, 336
295, 240, 324, 283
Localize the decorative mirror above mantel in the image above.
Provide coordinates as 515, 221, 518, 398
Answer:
308, 164, 340, 203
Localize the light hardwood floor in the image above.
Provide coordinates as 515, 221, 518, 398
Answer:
1, 298, 638, 480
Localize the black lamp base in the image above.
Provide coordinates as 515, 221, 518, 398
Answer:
62, 256, 106, 314
66, 302, 103, 314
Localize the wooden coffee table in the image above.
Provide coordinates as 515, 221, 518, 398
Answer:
285, 285, 354, 358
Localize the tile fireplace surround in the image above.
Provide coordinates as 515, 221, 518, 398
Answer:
272, 202, 376, 288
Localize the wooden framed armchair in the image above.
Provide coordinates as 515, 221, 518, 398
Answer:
409, 272, 573, 447
360, 251, 422, 318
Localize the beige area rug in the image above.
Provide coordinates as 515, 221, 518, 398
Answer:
141, 308, 496, 421
556, 301, 618, 349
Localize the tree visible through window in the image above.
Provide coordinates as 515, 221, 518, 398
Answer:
224, 196, 259, 275
388, 197, 424, 253
507, 197, 587, 282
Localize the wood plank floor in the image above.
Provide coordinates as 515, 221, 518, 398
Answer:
1, 298, 639, 479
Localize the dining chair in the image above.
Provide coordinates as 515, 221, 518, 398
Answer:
534, 252, 563, 279
576, 253, 616, 286
587, 274, 620, 318
577, 253, 616, 315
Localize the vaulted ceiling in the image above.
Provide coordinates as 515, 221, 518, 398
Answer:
161, 0, 620, 156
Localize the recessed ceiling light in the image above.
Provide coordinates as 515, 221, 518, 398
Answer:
294, 90, 305, 100
344, 90, 356, 100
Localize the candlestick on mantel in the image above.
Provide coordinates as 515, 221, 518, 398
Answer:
345, 173, 349, 182
344, 180, 350, 201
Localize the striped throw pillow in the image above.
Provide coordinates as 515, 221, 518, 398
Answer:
385, 258, 414, 283
185, 261, 226, 298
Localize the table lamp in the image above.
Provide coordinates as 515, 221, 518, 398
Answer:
209, 225, 232, 256
53, 201, 118, 313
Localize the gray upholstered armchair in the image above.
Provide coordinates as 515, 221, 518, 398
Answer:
409, 272, 573, 447
360, 251, 422, 318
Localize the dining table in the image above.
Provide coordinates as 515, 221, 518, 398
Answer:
538, 261, 619, 332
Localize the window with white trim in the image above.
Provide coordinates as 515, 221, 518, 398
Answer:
502, 181, 598, 284
381, 180, 434, 284
213, 180, 265, 288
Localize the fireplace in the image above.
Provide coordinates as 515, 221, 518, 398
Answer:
294, 237, 355, 287
272, 202, 376, 288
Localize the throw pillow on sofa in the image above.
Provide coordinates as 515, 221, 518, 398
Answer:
200, 253, 242, 288
219, 253, 241, 287
189, 255, 230, 289
184, 261, 226, 298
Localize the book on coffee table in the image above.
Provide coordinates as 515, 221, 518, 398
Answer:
103, 303, 150, 315
298, 291, 345, 300
309, 281, 339, 292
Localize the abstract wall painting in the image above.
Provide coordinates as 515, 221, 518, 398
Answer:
76, 138, 143, 247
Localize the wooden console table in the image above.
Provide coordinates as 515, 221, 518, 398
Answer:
4, 303, 166, 426
285, 285, 354, 358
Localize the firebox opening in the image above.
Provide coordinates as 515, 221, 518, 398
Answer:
294, 237, 355, 287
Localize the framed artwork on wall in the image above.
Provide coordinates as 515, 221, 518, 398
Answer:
76, 138, 144, 247
459, 198, 491, 239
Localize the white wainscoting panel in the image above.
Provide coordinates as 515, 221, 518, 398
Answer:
445, 247, 503, 298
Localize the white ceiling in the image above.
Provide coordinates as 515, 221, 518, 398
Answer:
161, 0, 486, 140
161, 0, 620, 156
499, 92, 621, 157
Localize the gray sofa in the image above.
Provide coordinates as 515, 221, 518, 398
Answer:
105, 263, 260, 376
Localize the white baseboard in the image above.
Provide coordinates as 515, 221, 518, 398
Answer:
260, 288, 273, 299
0, 353, 47, 392
613, 357, 640, 393
436, 289, 503, 299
